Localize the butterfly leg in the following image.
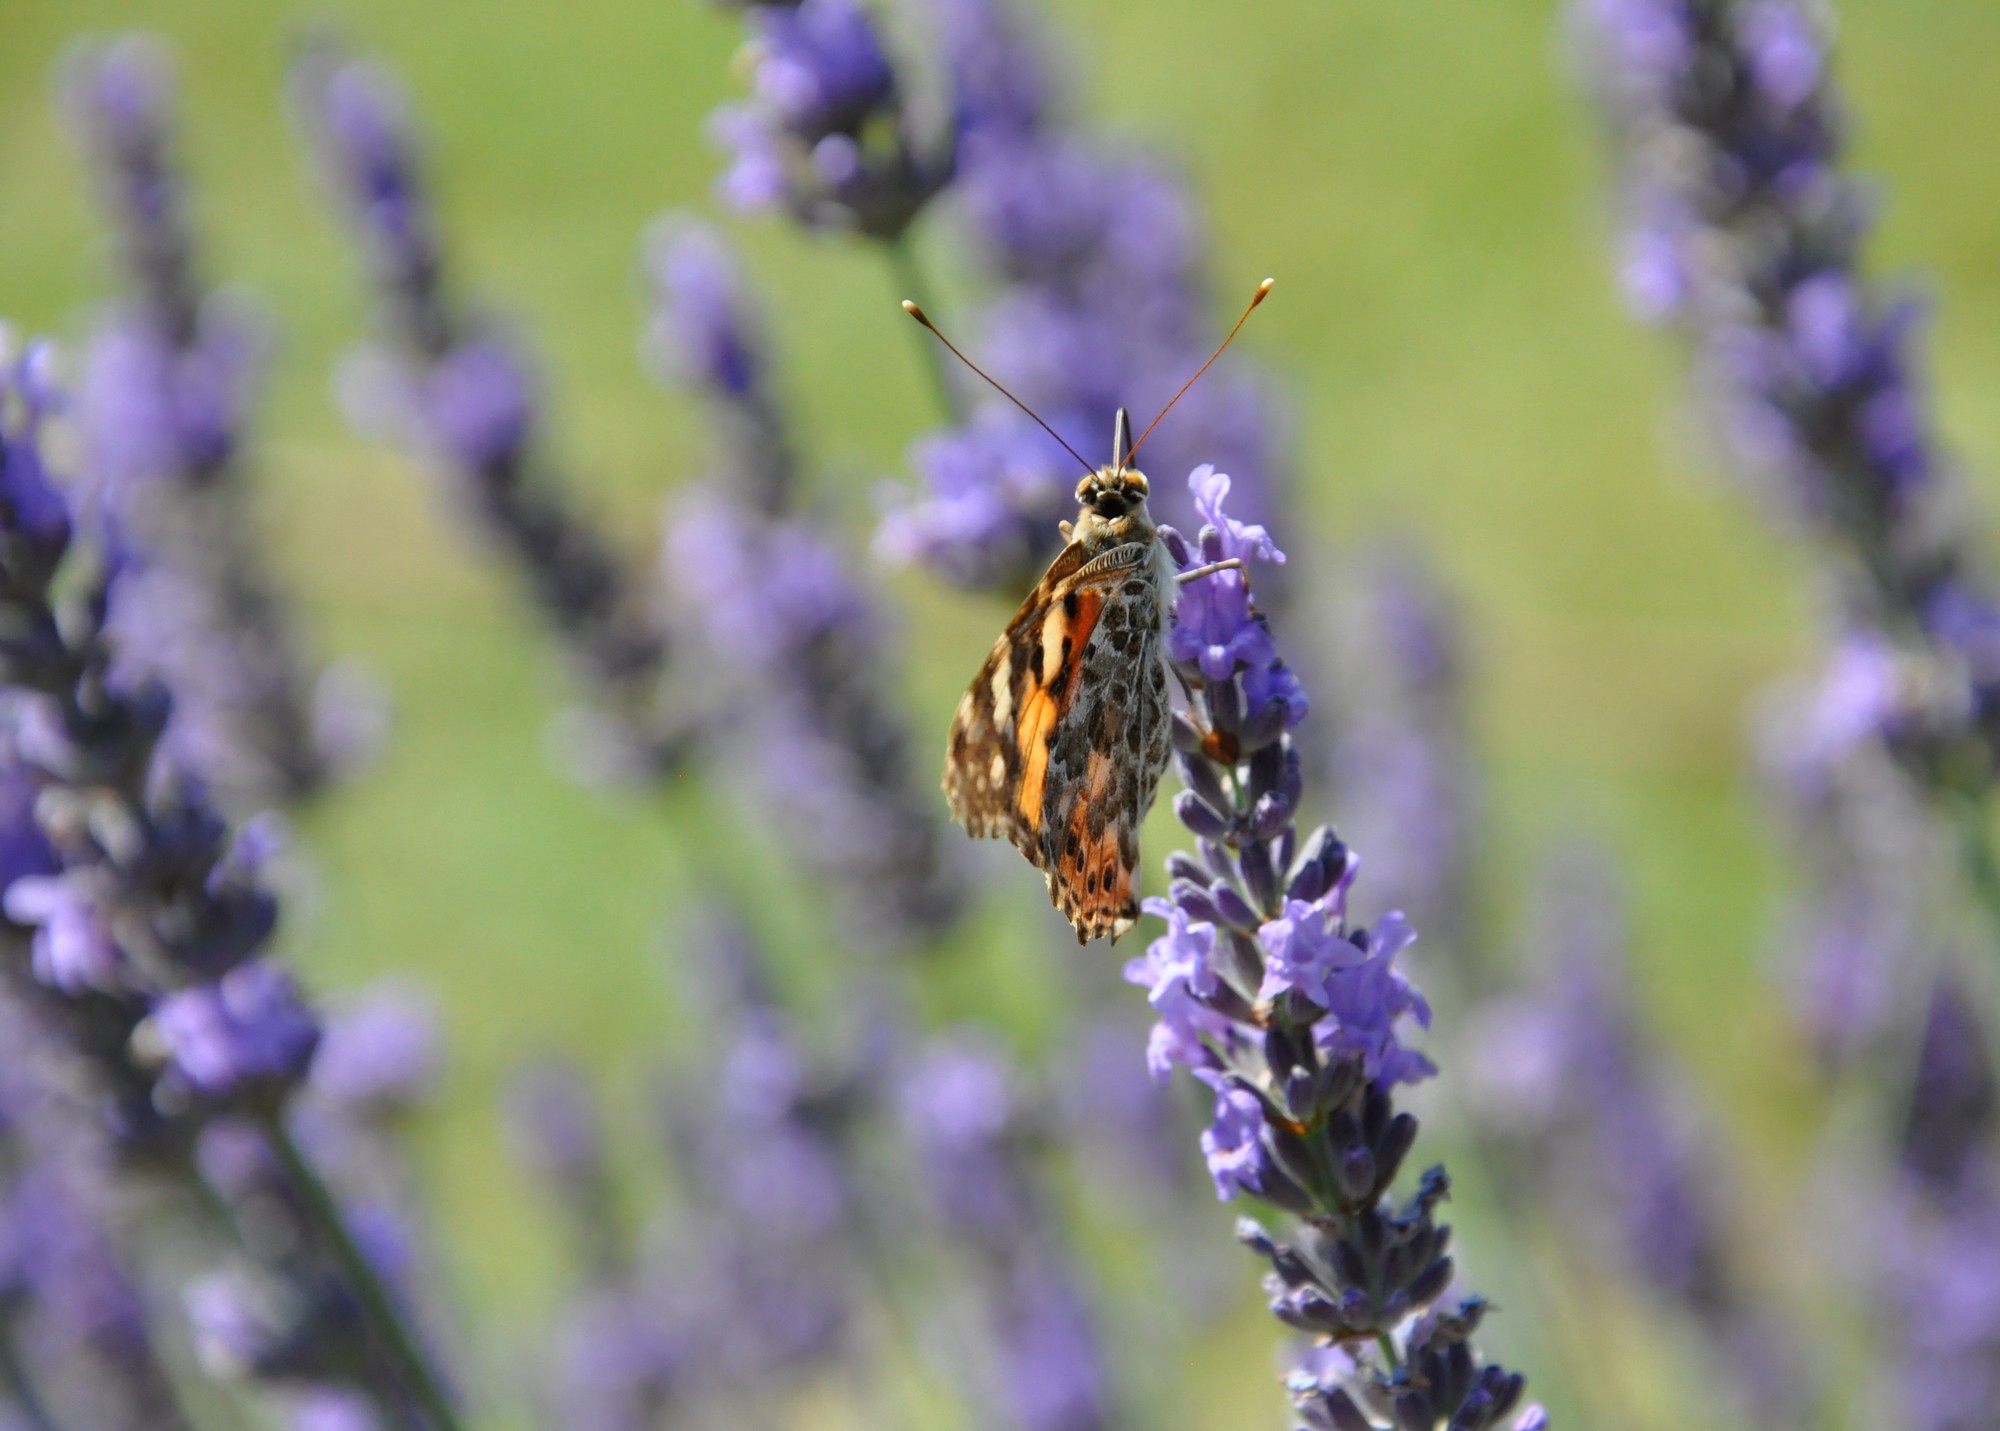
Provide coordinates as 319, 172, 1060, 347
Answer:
1174, 557, 1246, 587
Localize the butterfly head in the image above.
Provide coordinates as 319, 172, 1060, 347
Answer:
1064, 409, 1155, 551
1077, 464, 1149, 517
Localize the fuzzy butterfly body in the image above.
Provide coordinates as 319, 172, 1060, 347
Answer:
944, 414, 1173, 943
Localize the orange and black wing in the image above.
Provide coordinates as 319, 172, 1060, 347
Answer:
943, 541, 1171, 942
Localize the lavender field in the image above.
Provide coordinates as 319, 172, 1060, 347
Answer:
0, 0, 1998, 1428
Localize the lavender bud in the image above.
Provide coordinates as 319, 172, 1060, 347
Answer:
1167, 878, 1224, 927
1175, 748, 1232, 815
1249, 791, 1292, 843
1209, 882, 1261, 933
1238, 837, 1278, 914
1173, 790, 1230, 841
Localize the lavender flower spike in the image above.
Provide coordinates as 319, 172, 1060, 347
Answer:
709, 0, 954, 240
1470, 849, 1814, 1426
293, 43, 681, 781
1129, 466, 1540, 1429
1885, 975, 2000, 1431
901, 1034, 1116, 1431
64, 35, 335, 810
0, 334, 463, 1431
649, 221, 965, 948
1584, 0, 2000, 798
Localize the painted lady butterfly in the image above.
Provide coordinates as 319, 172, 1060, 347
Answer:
911, 283, 1270, 942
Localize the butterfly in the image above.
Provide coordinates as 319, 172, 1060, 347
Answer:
909, 283, 1270, 942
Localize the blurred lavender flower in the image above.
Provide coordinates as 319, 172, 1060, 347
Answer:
515, 911, 880, 1427
1754, 670, 1945, 1065
901, 1034, 1116, 1431
1310, 547, 1480, 969
506, 1057, 625, 1282
1468, 848, 1813, 1425
192, 1102, 457, 1431
294, 44, 681, 782
1583, 0, 2000, 798
64, 35, 341, 810
1126, 467, 1536, 1428
0, 335, 463, 1431
709, 0, 954, 240
506, 1059, 691, 1431
1883, 976, 2000, 1431
875, 0, 1289, 595
306, 981, 441, 1117
660, 911, 863, 1387
649, 221, 965, 948
0, 1004, 193, 1431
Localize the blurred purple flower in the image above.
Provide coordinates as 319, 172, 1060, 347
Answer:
650, 225, 965, 947
874, 409, 1072, 590
1470, 848, 1816, 1423
1886, 975, 2000, 1431
709, 0, 953, 239
150, 961, 320, 1105
0, 328, 457, 1428
644, 223, 764, 401
875, 0, 1293, 593
899, 1033, 1115, 1431
290, 1389, 388, 1431
1585, 0, 2000, 795
65, 34, 331, 809
548, 1283, 686, 1431
308, 981, 440, 1114
297, 44, 679, 779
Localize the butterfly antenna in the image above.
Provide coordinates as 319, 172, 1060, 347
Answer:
1123, 277, 1274, 471
902, 301, 1096, 477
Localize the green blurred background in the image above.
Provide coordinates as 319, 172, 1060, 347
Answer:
2, 0, 1999, 1425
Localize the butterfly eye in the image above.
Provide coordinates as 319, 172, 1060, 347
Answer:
1125, 471, 1149, 498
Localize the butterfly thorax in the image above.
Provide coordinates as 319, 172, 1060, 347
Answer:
1062, 466, 1156, 554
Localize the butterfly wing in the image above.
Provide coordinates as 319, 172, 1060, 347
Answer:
944, 539, 1171, 942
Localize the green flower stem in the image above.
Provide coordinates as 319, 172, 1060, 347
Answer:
260, 1115, 465, 1431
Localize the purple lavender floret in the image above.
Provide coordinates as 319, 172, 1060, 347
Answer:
307, 981, 440, 1115
295, 44, 679, 780
1124, 467, 1537, 1428
64, 34, 333, 810
709, 0, 953, 240
649, 222, 964, 947
1583, 0, 2000, 790
149, 961, 320, 1106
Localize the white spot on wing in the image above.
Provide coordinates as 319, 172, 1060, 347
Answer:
989, 657, 1013, 728
1039, 608, 1069, 682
